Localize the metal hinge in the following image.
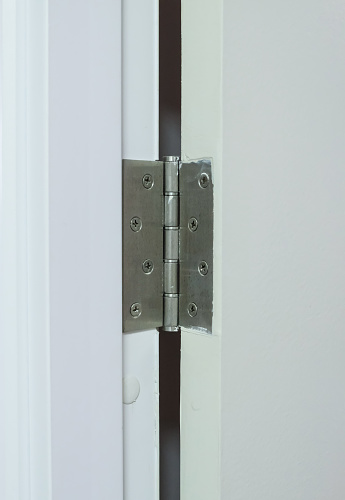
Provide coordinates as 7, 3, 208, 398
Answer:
122, 156, 213, 334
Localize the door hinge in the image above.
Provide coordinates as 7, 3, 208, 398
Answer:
123, 156, 213, 334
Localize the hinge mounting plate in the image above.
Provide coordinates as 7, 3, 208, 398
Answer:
122, 157, 213, 334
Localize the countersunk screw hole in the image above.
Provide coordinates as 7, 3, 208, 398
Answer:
130, 216, 142, 232
142, 259, 154, 274
188, 217, 198, 232
187, 302, 198, 317
199, 173, 209, 188
130, 303, 142, 318
142, 174, 154, 189
198, 261, 209, 276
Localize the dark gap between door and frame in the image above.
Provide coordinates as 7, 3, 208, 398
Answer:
159, 0, 181, 499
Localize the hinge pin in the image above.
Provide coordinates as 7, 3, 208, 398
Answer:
163, 157, 180, 330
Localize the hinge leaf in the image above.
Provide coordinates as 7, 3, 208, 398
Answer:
179, 160, 213, 333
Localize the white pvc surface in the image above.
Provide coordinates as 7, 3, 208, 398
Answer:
1, 1, 51, 498
221, 1, 345, 498
182, 1, 345, 499
122, 1, 160, 499
1, 1, 123, 499
49, 1, 123, 498
1, 1, 160, 498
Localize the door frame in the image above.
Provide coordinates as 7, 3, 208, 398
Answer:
180, 1, 223, 499
1, 0, 123, 498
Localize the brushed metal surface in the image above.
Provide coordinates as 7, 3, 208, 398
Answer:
163, 159, 179, 193
164, 261, 179, 294
179, 160, 213, 333
164, 227, 179, 260
163, 294, 179, 329
162, 158, 180, 331
164, 195, 179, 227
123, 160, 164, 332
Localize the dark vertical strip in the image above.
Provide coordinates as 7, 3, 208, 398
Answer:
159, 331, 181, 500
159, 0, 181, 498
159, 0, 181, 159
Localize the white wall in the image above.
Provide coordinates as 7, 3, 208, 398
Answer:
221, 0, 345, 498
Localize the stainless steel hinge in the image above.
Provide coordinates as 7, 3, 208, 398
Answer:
123, 156, 213, 334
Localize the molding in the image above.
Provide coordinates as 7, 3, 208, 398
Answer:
0, 0, 51, 498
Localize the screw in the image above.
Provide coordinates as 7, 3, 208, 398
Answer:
130, 216, 142, 232
142, 174, 154, 189
188, 217, 198, 232
130, 303, 142, 318
142, 259, 154, 274
199, 173, 209, 188
187, 302, 198, 317
198, 261, 209, 276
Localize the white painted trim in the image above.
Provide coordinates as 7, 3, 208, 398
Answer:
48, 1, 123, 497
0, 0, 51, 498
122, 1, 160, 499
122, 0, 159, 160
1, 1, 124, 498
181, 0, 223, 498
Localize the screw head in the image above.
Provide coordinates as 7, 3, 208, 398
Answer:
142, 174, 154, 189
130, 302, 142, 318
130, 216, 142, 232
142, 259, 154, 274
188, 217, 198, 232
198, 261, 209, 276
199, 173, 209, 188
187, 302, 198, 317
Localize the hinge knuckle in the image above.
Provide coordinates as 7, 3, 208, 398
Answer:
162, 157, 180, 330
164, 261, 179, 294
164, 228, 179, 260
163, 294, 179, 331
164, 195, 179, 227
163, 157, 179, 193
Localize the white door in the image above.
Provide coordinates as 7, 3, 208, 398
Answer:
0, 1, 159, 499
181, 1, 345, 499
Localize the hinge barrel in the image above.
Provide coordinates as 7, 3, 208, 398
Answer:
163, 157, 180, 331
